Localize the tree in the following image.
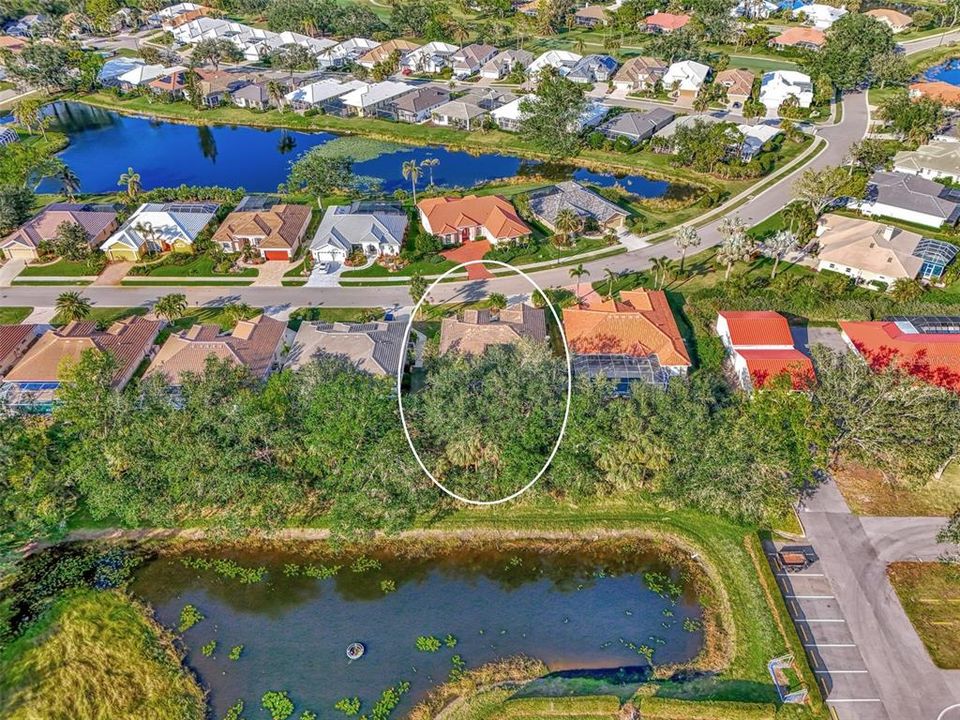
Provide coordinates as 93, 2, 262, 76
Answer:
648, 27, 704, 64
0, 185, 35, 233
409, 271, 428, 318
569, 263, 590, 300
57, 164, 81, 200
650, 255, 672, 289
692, 90, 710, 115
270, 43, 315, 79
401, 160, 422, 204
52, 221, 93, 261
420, 158, 440, 187
286, 151, 355, 195
487, 292, 507, 313
890, 278, 924, 303
716, 215, 753, 280
764, 229, 796, 279
814, 13, 894, 90
792, 165, 859, 217
13, 97, 45, 138
224, 302, 253, 326
519, 67, 587, 159
876, 91, 944, 144
553, 208, 583, 246
938, 509, 960, 549
602, 267, 617, 299
154, 293, 189, 321
672, 120, 736, 174
673, 224, 700, 272
191, 39, 245, 71
871, 52, 912, 90
267, 80, 287, 112
55, 291, 92, 322
118, 167, 142, 199
847, 138, 891, 175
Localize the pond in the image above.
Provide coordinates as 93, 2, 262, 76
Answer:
924, 59, 960, 87
37, 101, 674, 198
131, 541, 705, 719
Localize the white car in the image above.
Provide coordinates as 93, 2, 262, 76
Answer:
316, 262, 330, 273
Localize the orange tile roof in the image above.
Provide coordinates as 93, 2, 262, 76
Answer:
644, 12, 691, 31
910, 81, 960, 106
772, 26, 827, 48
212, 204, 311, 251
719, 310, 794, 347
840, 320, 960, 390
562, 289, 690, 367
865, 8, 912, 28
0, 36, 27, 52
149, 70, 188, 93
166, 6, 213, 27
738, 348, 814, 389
417, 195, 531, 240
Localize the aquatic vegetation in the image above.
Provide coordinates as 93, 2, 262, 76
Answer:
643, 572, 683, 601
415, 635, 442, 652
309, 137, 405, 163
262, 690, 295, 720
229, 644, 244, 660
304, 564, 341, 579
380, 580, 396, 594
683, 617, 702, 633
369, 681, 410, 720
283, 564, 301, 577
350, 556, 382, 574
449, 654, 466, 682
223, 700, 244, 720
178, 604, 204, 632
443, 634, 457, 648
181, 556, 266, 584
505, 556, 523, 569
299, 712, 317, 720
201, 640, 217, 657
620, 638, 655, 664
334, 697, 361, 716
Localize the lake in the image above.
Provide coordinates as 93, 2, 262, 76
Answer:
39, 101, 673, 197
131, 541, 705, 719
924, 59, 960, 87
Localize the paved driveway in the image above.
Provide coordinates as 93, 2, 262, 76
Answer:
0, 259, 24, 287
441, 240, 493, 280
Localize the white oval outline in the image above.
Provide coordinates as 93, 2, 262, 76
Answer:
396, 258, 574, 506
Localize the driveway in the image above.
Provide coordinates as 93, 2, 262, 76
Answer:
0, 259, 24, 287
251, 260, 295, 287
92, 261, 133, 286
441, 240, 493, 280
305, 261, 344, 288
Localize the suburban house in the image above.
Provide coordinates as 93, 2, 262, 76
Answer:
528, 181, 629, 231
815, 213, 957, 284
0, 128, 17, 147
491, 96, 608, 132
400, 41, 459, 74
562, 289, 691, 392
527, 50, 582, 78
643, 11, 691, 33
100, 202, 220, 261
612, 56, 667, 92
0, 324, 39, 378
716, 310, 814, 390
909, 81, 960, 107
653, 113, 721, 141
117, 63, 168, 90
310, 202, 408, 264
935, 116, 960, 143
567, 54, 619, 84
358, 39, 419, 69
143, 315, 286, 386
340, 81, 414, 118
2, 317, 163, 409
464, 88, 516, 111
736, 123, 782, 160
98, 57, 145, 87
859, 172, 960, 229
192, 68, 250, 107
662, 60, 711, 99
149, 68, 190, 99
759, 70, 813, 115
517, 0, 539, 16
287, 320, 408, 376
318, 38, 380, 69
893, 142, 960, 184
600, 108, 675, 143
211, 198, 312, 260
1, 203, 119, 261
231, 81, 274, 110
715, 68, 755, 107
732, 0, 778, 18
797, 3, 846, 28
451, 43, 499, 78
439, 305, 547, 355
393, 86, 451, 123
285, 79, 365, 113
770, 26, 826, 50
574, 5, 610, 27
480, 49, 534, 80
417, 195, 531, 246
840, 317, 960, 390
431, 99, 488, 129
865, 7, 912, 32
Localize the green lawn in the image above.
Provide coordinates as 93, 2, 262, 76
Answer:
52, 306, 147, 328
0, 307, 32, 323
19, 258, 100, 277
888, 562, 960, 669
341, 256, 457, 278
133, 254, 258, 278
287, 306, 383, 330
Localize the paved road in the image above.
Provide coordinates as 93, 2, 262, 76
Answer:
786, 479, 960, 720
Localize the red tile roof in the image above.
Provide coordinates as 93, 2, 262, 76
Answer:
738, 348, 814, 389
0, 324, 38, 374
719, 310, 794, 347
910, 81, 960, 106
417, 195, 531, 241
562, 289, 691, 367
840, 320, 960, 391
644, 12, 691, 31
771, 26, 827, 48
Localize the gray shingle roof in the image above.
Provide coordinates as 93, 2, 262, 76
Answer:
868, 172, 960, 223
599, 108, 676, 141
311, 204, 408, 254
288, 320, 407, 376
528, 181, 628, 227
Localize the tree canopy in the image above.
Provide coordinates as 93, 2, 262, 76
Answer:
519, 67, 587, 159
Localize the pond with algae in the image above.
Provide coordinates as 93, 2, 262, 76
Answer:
131, 541, 706, 718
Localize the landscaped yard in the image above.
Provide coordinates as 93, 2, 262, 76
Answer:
0, 307, 32, 323
888, 561, 960, 669
51, 306, 147, 328
18, 258, 102, 277
131, 254, 258, 278
287, 306, 384, 330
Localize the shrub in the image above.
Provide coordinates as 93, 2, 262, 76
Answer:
201, 640, 216, 657
262, 690, 295, 720
178, 604, 204, 632
416, 635, 442, 652
334, 696, 361, 716
229, 644, 243, 660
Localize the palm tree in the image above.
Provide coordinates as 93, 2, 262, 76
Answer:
603, 267, 618, 300
651, 255, 672, 290
765, 229, 797, 279
402, 160, 422, 204
782, 202, 809, 234
421, 158, 440, 187
58, 164, 81, 201
153, 292, 188, 322
55, 291, 92, 322
487, 292, 507, 314
569, 263, 590, 300
673, 225, 700, 272
692, 91, 710, 115
553, 208, 583, 246
448, 19, 470, 49
267, 80, 286, 113
716, 216, 754, 281
224, 301, 253, 326
118, 167, 142, 200
134, 222, 160, 254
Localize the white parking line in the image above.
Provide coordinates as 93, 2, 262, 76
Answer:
827, 699, 883, 703
778, 572, 825, 577
815, 670, 869, 674
802, 618, 846, 623
804, 643, 856, 648
786, 594, 835, 599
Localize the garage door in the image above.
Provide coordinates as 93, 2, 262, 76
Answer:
263, 250, 289, 261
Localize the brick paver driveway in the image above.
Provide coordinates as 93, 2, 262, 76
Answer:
441, 240, 493, 280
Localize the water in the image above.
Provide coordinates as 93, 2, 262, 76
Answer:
131, 543, 704, 719
924, 60, 960, 87
38, 101, 672, 197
